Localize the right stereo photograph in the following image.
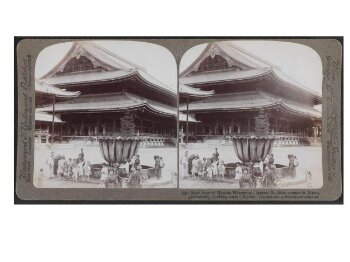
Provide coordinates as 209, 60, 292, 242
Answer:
179, 40, 323, 189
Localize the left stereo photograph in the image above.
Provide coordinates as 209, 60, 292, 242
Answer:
33, 40, 178, 189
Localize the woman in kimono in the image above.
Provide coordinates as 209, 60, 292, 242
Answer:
191, 155, 199, 178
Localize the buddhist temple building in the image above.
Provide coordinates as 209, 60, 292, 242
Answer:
36, 41, 177, 145
179, 42, 322, 145
35, 80, 80, 143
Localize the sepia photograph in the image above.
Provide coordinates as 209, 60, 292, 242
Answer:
15, 37, 341, 203
179, 40, 323, 189
33, 40, 178, 188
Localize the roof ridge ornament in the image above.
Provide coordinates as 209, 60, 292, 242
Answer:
209, 45, 220, 59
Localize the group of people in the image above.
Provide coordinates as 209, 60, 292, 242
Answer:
234, 154, 276, 189
98, 154, 165, 188
99, 154, 143, 188
180, 148, 226, 181
234, 153, 299, 188
42, 148, 166, 188
181, 148, 300, 189
44, 148, 92, 184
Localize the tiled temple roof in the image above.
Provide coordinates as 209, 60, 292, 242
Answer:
40, 41, 176, 98
37, 92, 177, 118
179, 83, 214, 98
179, 91, 322, 119
35, 80, 80, 98
180, 42, 322, 104
35, 111, 63, 123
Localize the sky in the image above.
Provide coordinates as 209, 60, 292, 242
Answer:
180, 40, 323, 96
35, 40, 178, 91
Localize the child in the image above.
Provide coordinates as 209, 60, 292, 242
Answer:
84, 161, 91, 181
206, 165, 213, 181
212, 160, 218, 179
63, 157, 69, 180
218, 160, 226, 180
68, 158, 73, 180
235, 163, 243, 180
72, 164, 79, 183
198, 158, 204, 179
37, 168, 45, 187
57, 156, 64, 179
100, 164, 109, 188
191, 156, 199, 178
78, 161, 84, 180
159, 157, 164, 178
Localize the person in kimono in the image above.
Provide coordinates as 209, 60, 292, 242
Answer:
154, 155, 161, 179
212, 158, 219, 179
57, 156, 65, 179
180, 151, 189, 179
198, 157, 204, 179
191, 155, 199, 178
47, 151, 55, 178
84, 161, 91, 181
218, 160, 226, 180
99, 163, 109, 188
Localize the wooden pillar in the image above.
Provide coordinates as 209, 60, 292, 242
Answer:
81, 118, 84, 136
113, 119, 116, 133
140, 119, 144, 133
152, 121, 156, 135
51, 95, 55, 145
186, 97, 189, 145
313, 122, 317, 137
231, 119, 235, 135
275, 118, 278, 132
247, 118, 251, 133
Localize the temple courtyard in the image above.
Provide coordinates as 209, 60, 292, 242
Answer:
179, 143, 323, 189
33, 142, 177, 188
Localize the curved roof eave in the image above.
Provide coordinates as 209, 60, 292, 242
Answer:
135, 70, 177, 98
35, 80, 80, 98
179, 100, 321, 119
270, 70, 322, 104
179, 84, 214, 98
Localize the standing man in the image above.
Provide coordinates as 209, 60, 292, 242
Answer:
213, 148, 219, 161
78, 148, 85, 163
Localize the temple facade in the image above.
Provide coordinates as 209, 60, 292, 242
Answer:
35, 81, 80, 143
36, 41, 177, 145
179, 42, 322, 145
